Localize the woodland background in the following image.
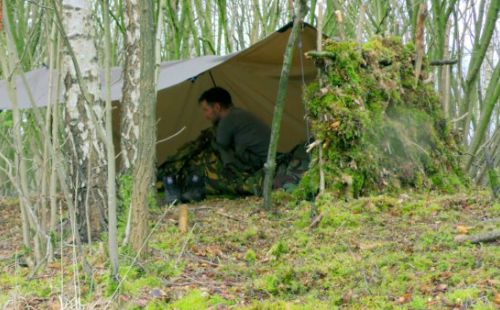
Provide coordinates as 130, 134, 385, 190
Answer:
0, 0, 498, 308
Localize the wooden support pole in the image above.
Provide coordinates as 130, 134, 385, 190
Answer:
262, 0, 308, 210
179, 204, 189, 234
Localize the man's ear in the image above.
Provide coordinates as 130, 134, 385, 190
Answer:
214, 102, 222, 112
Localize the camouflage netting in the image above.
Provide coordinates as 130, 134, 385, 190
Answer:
299, 37, 467, 199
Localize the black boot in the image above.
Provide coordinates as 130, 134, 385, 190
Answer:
181, 174, 206, 203
163, 175, 181, 205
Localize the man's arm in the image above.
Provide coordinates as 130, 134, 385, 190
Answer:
216, 116, 233, 148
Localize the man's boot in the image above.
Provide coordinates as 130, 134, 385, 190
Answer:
181, 174, 206, 202
163, 175, 181, 205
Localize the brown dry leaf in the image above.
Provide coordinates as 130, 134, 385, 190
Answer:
330, 121, 341, 130
396, 293, 413, 304
485, 279, 500, 286
420, 284, 433, 294
494, 293, 500, 305
440, 271, 453, 279
205, 245, 223, 257
47, 262, 61, 269
456, 225, 472, 234
191, 245, 205, 256
342, 290, 353, 304
435, 283, 448, 292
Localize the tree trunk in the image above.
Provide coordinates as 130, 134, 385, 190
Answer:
0, 44, 32, 259
459, 0, 499, 138
465, 61, 500, 171
120, 0, 141, 172
62, 0, 107, 242
129, 0, 157, 257
0, 1, 45, 266
101, 0, 119, 278
0, 0, 3, 32
414, 3, 427, 85
263, 0, 308, 210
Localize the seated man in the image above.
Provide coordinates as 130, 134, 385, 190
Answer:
158, 87, 271, 203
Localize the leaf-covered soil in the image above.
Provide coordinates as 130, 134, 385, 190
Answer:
0, 191, 499, 309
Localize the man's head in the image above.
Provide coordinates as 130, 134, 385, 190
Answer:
198, 87, 233, 123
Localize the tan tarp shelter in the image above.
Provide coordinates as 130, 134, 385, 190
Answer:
0, 23, 318, 165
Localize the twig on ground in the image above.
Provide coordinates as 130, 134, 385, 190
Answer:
186, 252, 219, 267
176, 223, 197, 265
248, 209, 262, 217
192, 206, 216, 211
308, 212, 324, 229
215, 210, 244, 222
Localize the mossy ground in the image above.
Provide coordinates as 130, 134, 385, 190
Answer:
1, 191, 498, 309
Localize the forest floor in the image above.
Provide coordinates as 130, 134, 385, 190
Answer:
0, 190, 499, 309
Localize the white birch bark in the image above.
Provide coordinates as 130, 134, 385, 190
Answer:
120, 0, 141, 246
120, 0, 141, 171
62, 0, 107, 242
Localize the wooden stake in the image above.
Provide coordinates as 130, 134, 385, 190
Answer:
317, 1, 326, 194
179, 204, 189, 234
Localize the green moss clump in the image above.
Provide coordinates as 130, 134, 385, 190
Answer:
302, 37, 467, 198
165, 289, 231, 309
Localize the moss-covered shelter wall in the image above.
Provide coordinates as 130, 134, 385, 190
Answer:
300, 37, 467, 198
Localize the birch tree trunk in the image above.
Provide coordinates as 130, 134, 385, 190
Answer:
120, 0, 141, 172
62, 0, 107, 242
130, 0, 157, 256
120, 0, 141, 247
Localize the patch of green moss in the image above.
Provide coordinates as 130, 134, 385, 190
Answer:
256, 265, 307, 297
269, 240, 289, 260
446, 287, 482, 305
301, 37, 467, 199
166, 289, 231, 309
243, 300, 331, 310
